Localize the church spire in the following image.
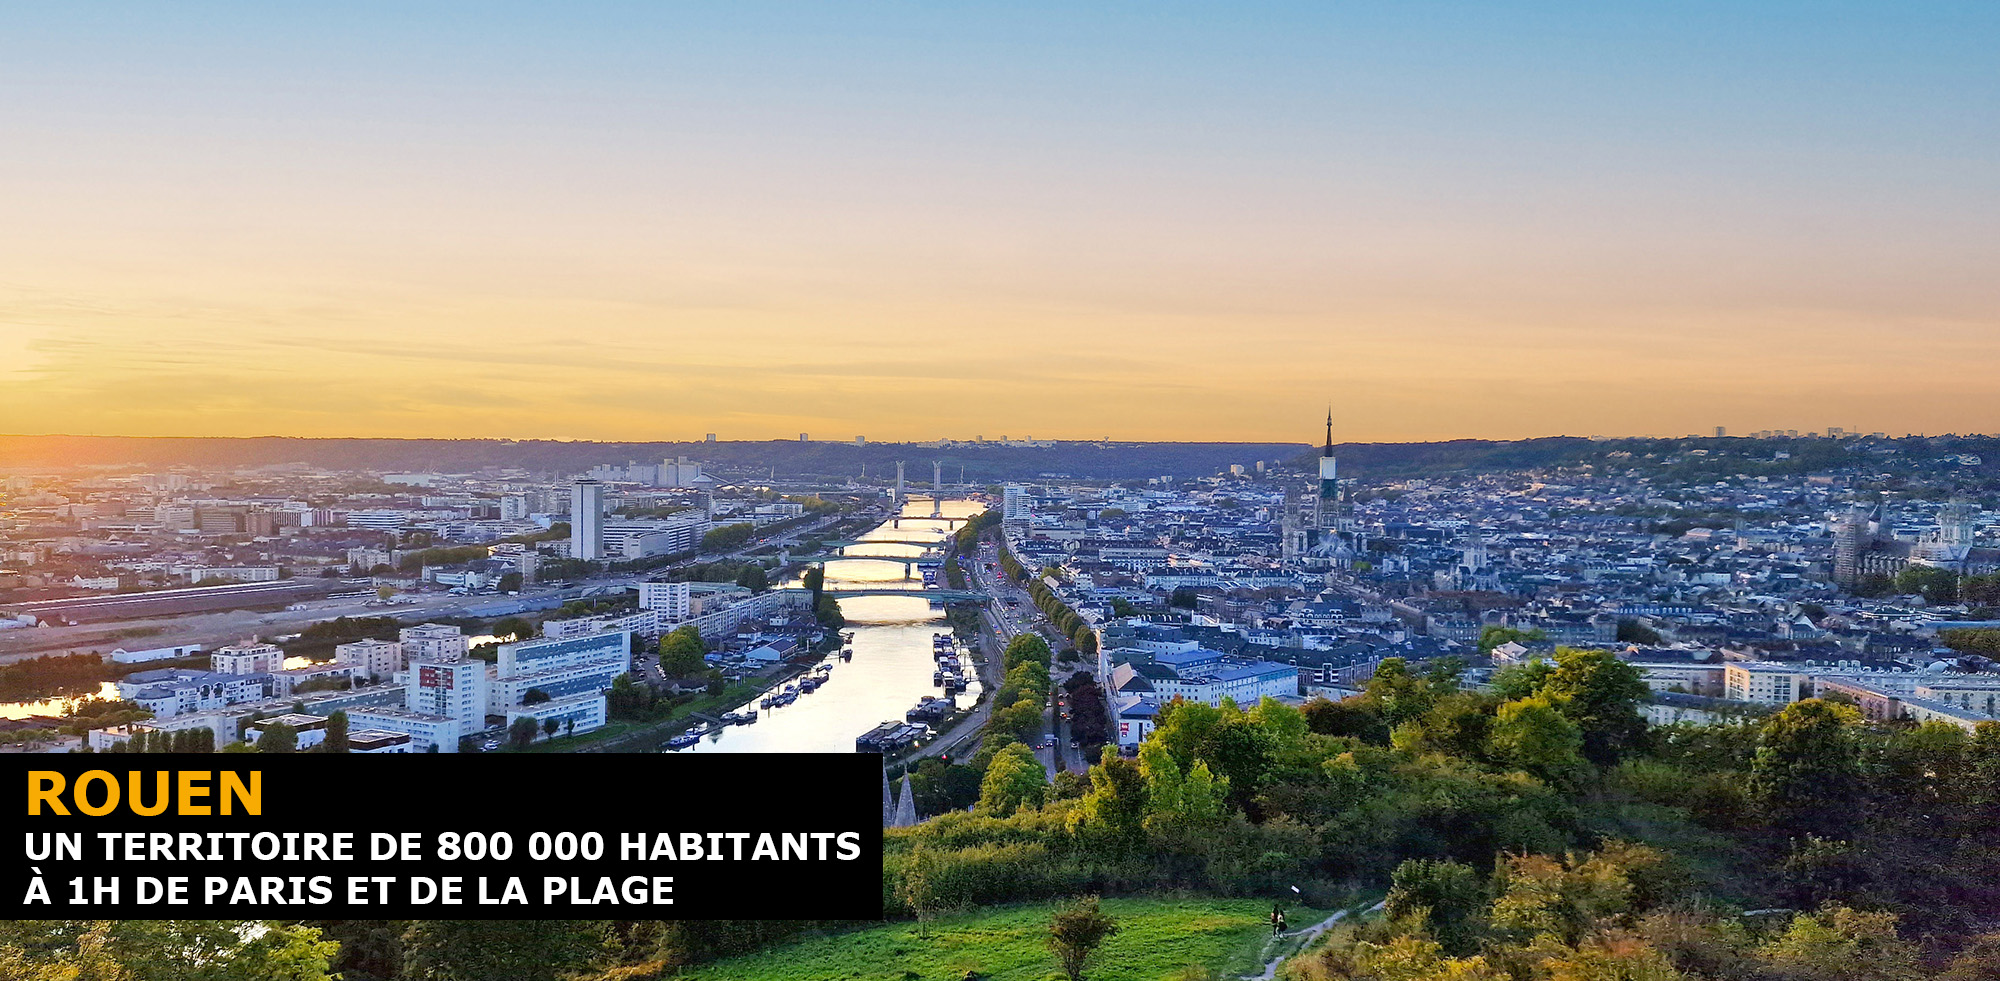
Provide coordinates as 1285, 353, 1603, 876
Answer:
1323, 406, 1334, 457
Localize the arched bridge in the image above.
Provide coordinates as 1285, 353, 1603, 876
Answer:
777, 587, 991, 603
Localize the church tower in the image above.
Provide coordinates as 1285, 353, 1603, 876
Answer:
1314, 409, 1338, 531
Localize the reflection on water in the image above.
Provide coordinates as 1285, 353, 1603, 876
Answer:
672, 499, 984, 754
0, 681, 121, 720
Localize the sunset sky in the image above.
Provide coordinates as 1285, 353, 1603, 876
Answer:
2, 2, 1996, 444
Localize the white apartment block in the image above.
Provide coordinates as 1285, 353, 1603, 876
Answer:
638, 581, 693, 619
346, 708, 462, 753
269, 661, 364, 697
404, 655, 489, 725
211, 642, 284, 676
399, 623, 468, 662
245, 713, 330, 750
334, 638, 404, 680
542, 608, 661, 642
1724, 660, 1963, 706
486, 631, 631, 735
506, 691, 609, 742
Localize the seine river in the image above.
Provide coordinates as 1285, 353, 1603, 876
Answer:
0, 500, 986, 752
667, 497, 985, 754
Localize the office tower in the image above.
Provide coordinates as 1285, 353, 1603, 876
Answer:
571, 479, 605, 560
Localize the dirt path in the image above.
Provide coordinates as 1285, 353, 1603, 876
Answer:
1246, 900, 1386, 981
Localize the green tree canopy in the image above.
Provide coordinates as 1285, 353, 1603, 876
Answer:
977, 742, 1048, 816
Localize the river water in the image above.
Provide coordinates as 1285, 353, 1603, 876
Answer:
0, 502, 986, 747
0, 654, 350, 721
668, 497, 985, 754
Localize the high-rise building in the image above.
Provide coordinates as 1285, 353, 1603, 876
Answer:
1003, 483, 1029, 521
499, 494, 529, 521
406, 653, 488, 725
638, 581, 693, 620
571, 479, 605, 560
1715, 426, 1727, 438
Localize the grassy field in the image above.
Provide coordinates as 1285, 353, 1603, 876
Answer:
684, 898, 1330, 981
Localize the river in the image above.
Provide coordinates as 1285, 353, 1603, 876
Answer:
668, 497, 985, 754
0, 653, 379, 721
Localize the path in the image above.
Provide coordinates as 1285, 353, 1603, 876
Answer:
1246, 900, 1386, 981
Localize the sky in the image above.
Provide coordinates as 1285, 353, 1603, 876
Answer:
1, 2, 1996, 444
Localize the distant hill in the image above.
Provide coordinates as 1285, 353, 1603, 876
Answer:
1290, 433, 2000, 483
0, 434, 1309, 482
5, 431, 1994, 484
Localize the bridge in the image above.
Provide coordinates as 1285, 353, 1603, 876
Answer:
821, 587, 990, 602
819, 538, 949, 548
793, 553, 943, 566
884, 511, 972, 529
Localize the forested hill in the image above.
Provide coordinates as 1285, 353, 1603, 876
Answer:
0, 434, 1307, 482
1294, 433, 2000, 483
7, 431, 1998, 484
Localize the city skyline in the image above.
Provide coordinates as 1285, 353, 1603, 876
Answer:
3, 3, 1996, 443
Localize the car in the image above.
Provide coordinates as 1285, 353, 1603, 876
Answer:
481, 740, 501, 751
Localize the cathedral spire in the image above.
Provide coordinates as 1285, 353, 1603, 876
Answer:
1323, 406, 1334, 457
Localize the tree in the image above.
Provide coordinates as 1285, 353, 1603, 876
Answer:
977, 742, 1048, 816
402, 920, 601, 981
322, 710, 350, 754
256, 721, 298, 754
0, 920, 340, 981
1048, 895, 1119, 981
1615, 618, 1662, 645
1386, 858, 1487, 956
900, 842, 949, 939
1538, 647, 1650, 765
508, 716, 539, 749
1138, 741, 1227, 831
1939, 932, 2000, 981
1488, 695, 1586, 788
702, 522, 756, 552
658, 625, 709, 677
1761, 905, 1923, 981
492, 616, 534, 641
496, 571, 523, 592
1751, 699, 1864, 839
1893, 565, 1958, 605
1070, 745, 1148, 843
606, 673, 656, 720
542, 718, 560, 738
1364, 657, 1452, 727
814, 593, 845, 630
521, 688, 551, 705
1073, 625, 1098, 656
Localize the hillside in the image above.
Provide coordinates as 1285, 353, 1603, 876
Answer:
681, 899, 1328, 981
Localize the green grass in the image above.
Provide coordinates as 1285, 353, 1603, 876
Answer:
505, 681, 764, 753
684, 899, 1331, 981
